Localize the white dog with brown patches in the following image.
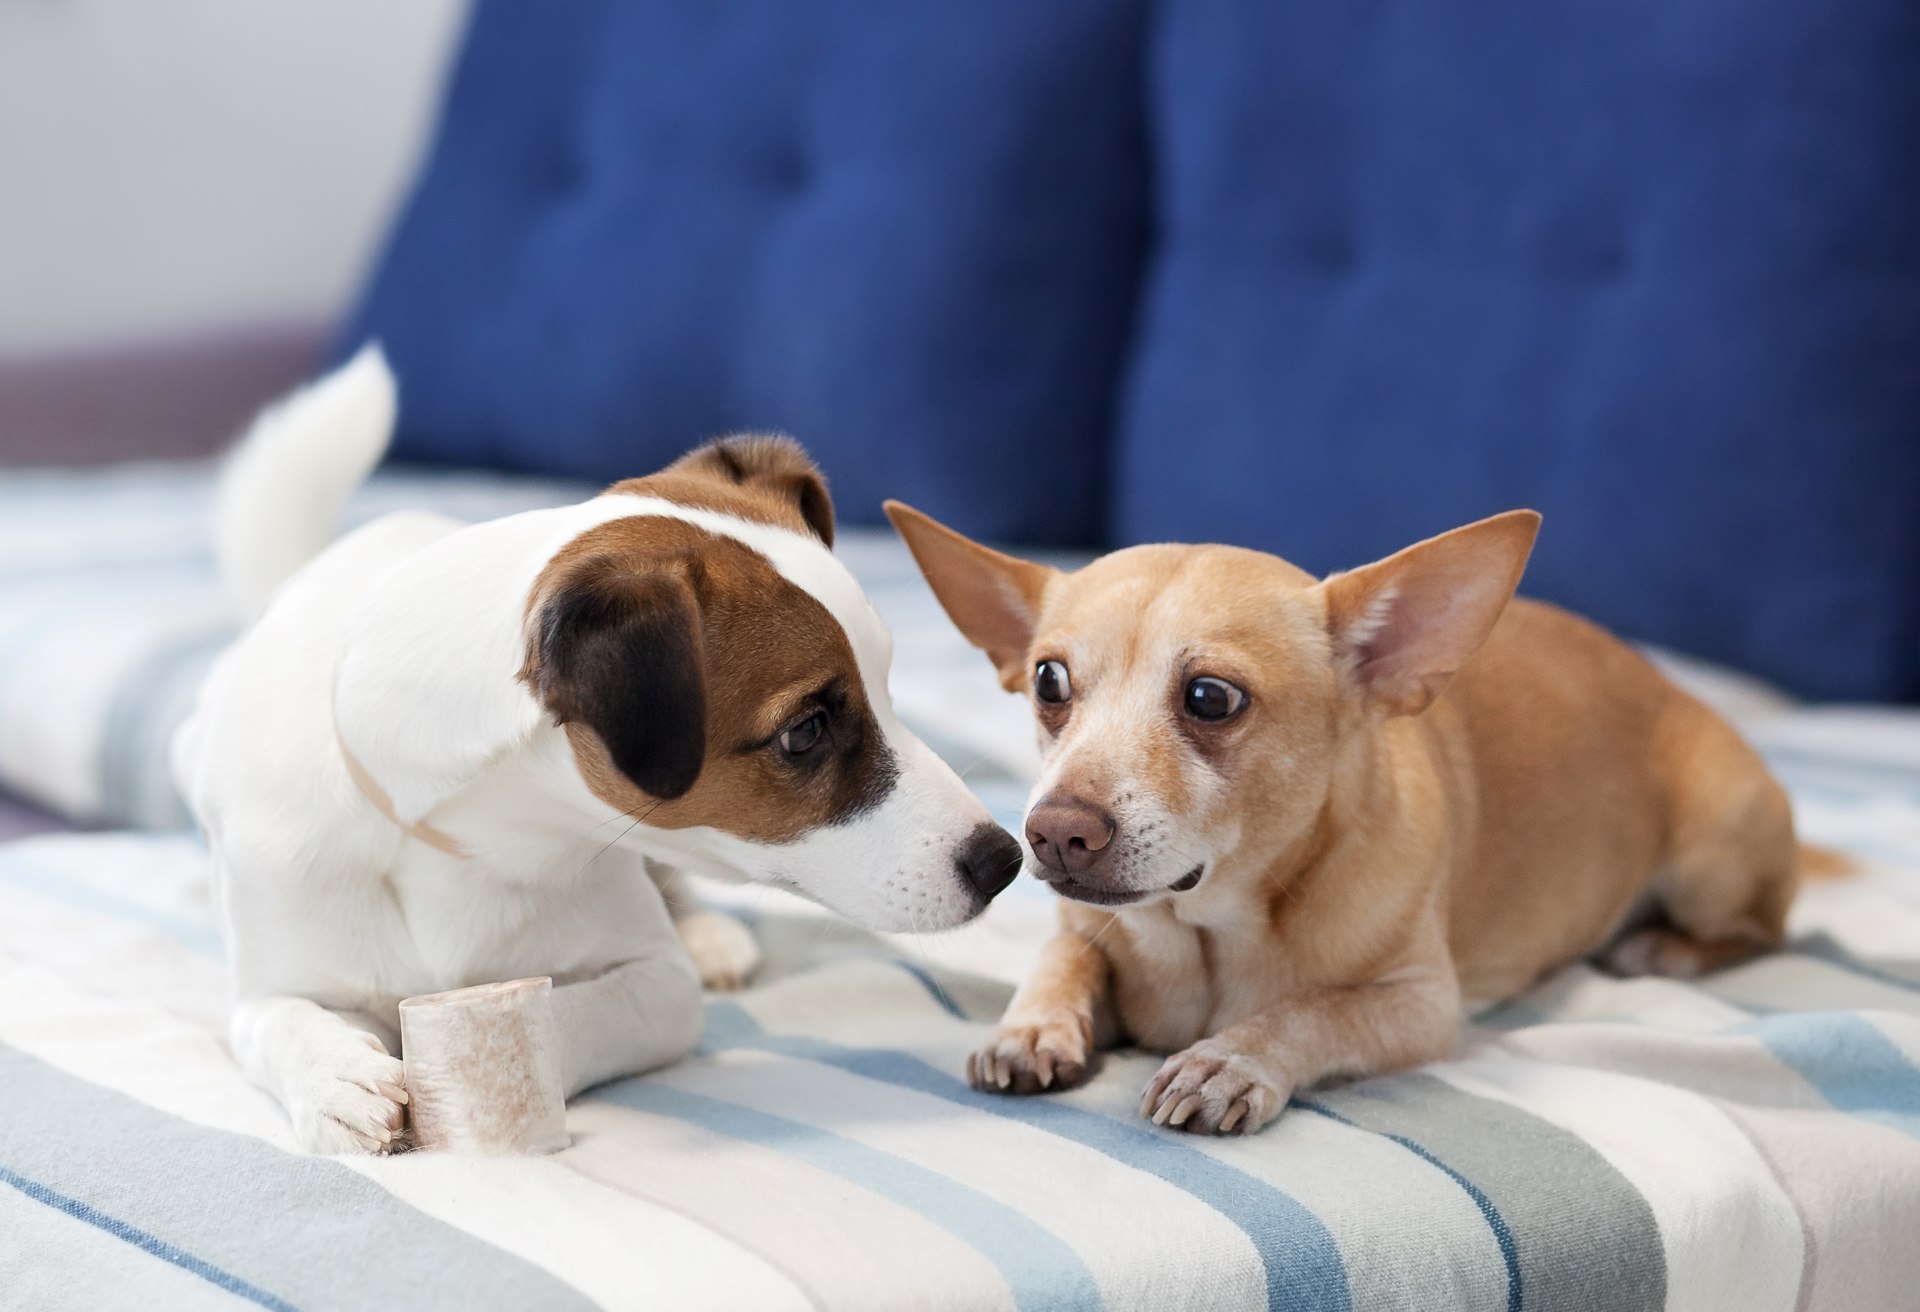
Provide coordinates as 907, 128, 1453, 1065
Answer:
889, 501, 1805, 1137
173, 350, 1020, 1154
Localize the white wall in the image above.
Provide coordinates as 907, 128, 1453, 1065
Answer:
0, 0, 470, 355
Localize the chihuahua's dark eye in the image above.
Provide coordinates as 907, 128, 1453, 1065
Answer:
776, 711, 828, 757
1034, 659, 1072, 705
1184, 676, 1246, 722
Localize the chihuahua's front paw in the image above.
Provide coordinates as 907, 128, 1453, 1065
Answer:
289, 1040, 409, 1155
967, 1015, 1092, 1095
1141, 1039, 1290, 1135
676, 910, 761, 991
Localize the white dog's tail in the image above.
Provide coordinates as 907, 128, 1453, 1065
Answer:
215, 343, 396, 617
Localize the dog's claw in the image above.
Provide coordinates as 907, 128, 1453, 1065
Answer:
967, 1016, 1092, 1096
1141, 1040, 1290, 1136
294, 1041, 410, 1155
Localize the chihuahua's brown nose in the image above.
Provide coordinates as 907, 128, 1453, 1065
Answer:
1025, 795, 1116, 875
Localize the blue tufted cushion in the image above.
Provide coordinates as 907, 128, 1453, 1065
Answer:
345, 0, 1148, 546
1114, 1, 1920, 700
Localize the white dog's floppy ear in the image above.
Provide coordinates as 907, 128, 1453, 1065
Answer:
334, 505, 714, 826
332, 515, 559, 825
330, 502, 705, 825
1318, 510, 1541, 718
884, 500, 1056, 692
519, 552, 707, 800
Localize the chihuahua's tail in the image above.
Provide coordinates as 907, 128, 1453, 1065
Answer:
214, 343, 396, 617
1797, 842, 1858, 882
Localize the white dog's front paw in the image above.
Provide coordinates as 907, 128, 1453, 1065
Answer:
1140, 1039, 1291, 1135
289, 1038, 409, 1155
676, 910, 761, 991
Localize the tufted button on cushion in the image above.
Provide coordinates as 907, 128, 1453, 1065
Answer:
346, 0, 1150, 547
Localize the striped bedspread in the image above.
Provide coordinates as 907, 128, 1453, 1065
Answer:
2, 462, 1920, 1309
5, 805, 1920, 1311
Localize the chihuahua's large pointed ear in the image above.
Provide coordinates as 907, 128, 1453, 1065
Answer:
668, 434, 835, 547
520, 553, 707, 800
1317, 510, 1541, 717
885, 500, 1055, 691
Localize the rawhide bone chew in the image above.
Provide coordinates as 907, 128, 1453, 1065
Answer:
399, 977, 569, 1154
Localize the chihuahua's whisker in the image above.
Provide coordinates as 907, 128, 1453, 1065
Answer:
1158, 838, 1208, 869
1082, 914, 1123, 956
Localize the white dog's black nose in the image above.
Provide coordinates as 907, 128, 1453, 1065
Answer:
958, 823, 1023, 902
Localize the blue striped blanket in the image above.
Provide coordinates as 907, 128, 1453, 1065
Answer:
2, 463, 1919, 1309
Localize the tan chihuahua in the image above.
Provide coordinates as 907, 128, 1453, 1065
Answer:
887, 503, 1798, 1136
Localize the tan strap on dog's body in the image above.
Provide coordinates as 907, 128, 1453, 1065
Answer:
335, 731, 471, 859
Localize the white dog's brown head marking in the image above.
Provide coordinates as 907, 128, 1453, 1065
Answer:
522, 514, 899, 840
630, 435, 838, 547
887, 500, 1538, 912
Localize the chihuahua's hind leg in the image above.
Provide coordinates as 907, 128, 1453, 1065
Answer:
1603, 709, 1795, 980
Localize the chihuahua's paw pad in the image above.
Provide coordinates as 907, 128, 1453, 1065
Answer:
1601, 927, 1709, 980
967, 1017, 1091, 1095
1142, 1041, 1289, 1135
290, 1044, 409, 1155
677, 910, 761, 991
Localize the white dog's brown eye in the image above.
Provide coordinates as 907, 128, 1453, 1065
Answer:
777, 711, 828, 757
1034, 660, 1071, 705
1184, 676, 1245, 722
